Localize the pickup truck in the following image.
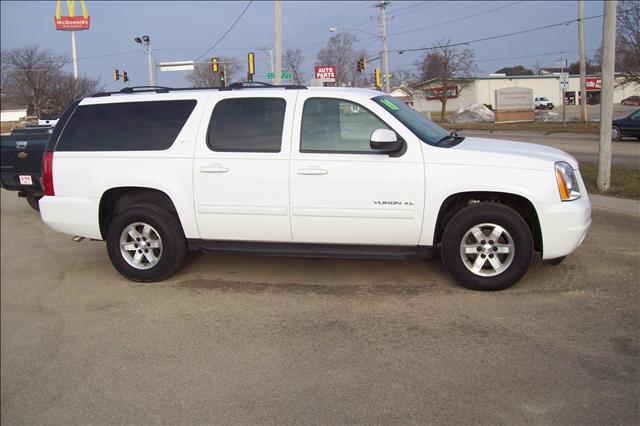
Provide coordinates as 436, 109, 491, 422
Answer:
0, 125, 52, 210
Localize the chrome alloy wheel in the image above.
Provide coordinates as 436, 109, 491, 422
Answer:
119, 222, 163, 270
459, 223, 515, 277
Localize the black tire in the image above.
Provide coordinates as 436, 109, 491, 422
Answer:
545, 256, 566, 266
25, 195, 41, 211
441, 202, 533, 291
106, 203, 186, 282
611, 126, 622, 142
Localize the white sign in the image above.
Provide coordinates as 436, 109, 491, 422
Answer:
19, 175, 33, 185
494, 87, 534, 111
559, 72, 569, 90
159, 61, 195, 72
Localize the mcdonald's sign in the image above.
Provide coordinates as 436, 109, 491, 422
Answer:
54, 0, 90, 31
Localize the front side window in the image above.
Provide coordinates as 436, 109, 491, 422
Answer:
56, 100, 196, 151
300, 98, 391, 153
208, 98, 286, 152
372, 95, 448, 146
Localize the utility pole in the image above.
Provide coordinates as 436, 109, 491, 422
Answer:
376, 1, 391, 93
578, 0, 588, 122
598, 0, 616, 192
557, 54, 567, 127
274, 0, 282, 85
70, 31, 79, 80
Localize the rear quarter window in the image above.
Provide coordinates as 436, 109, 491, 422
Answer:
55, 100, 196, 151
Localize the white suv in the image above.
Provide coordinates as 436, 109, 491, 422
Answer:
40, 84, 591, 290
534, 97, 554, 110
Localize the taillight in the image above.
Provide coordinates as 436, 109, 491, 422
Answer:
43, 152, 55, 196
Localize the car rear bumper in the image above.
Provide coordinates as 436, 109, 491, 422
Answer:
39, 195, 103, 240
0, 171, 43, 194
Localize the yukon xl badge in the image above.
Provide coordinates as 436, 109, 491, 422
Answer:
374, 201, 415, 206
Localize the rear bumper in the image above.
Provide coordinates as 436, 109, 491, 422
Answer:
539, 194, 591, 260
0, 171, 43, 194
39, 195, 102, 240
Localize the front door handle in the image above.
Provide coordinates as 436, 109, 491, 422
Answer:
297, 166, 328, 175
200, 164, 229, 173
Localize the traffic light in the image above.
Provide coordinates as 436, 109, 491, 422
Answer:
123, 71, 129, 83
113, 68, 120, 81
218, 70, 226, 87
357, 57, 366, 72
374, 68, 381, 89
247, 52, 255, 82
211, 57, 218, 73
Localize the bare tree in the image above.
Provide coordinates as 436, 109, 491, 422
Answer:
1, 45, 68, 116
45, 73, 104, 115
532, 61, 543, 75
187, 57, 239, 87
283, 48, 305, 84
415, 39, 478, 120
316, 32, 358, 86
390, 69, 418, 87
615, 0, 640, 85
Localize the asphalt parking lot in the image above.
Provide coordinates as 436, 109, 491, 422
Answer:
1, 189, 639, 425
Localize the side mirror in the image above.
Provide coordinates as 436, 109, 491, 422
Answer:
370, 129, 403, 153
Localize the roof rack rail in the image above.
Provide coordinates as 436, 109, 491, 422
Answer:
228, 81, 307, 90
91, 86, 173, 97
90, 82, 307, 98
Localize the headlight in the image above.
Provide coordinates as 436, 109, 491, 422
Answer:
555, 161, 581, 201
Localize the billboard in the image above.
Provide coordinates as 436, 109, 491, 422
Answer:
54, 0, 90, 31
315, 66, 336, 82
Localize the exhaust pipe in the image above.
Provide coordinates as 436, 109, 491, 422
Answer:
72, 236, 85, 242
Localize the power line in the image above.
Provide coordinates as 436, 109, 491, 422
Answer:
392, 14, 604, 54
389, 1, 525, 36
195, 0, 253, 61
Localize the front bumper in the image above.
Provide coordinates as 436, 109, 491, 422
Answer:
539, 179, 591, 260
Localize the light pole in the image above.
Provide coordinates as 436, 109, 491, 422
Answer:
135, 35, 156, 86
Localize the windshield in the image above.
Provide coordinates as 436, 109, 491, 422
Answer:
539, 97, 549, 101
372, 95, 448, 146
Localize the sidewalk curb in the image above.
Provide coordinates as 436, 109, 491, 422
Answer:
589, 194, 640, 216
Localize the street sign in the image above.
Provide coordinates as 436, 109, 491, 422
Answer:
559, 72, 569, 90
54, 0, 90, 31
315, 65, 336, 82
267, 71, 293, 80
159, 61, 194, 72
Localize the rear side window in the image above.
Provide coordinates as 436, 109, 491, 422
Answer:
207, 98, 285, 152
56, 100, 196, 151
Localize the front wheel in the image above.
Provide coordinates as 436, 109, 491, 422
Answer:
106, 203, 186, 282
441, 202, 533, 291
612, 126, 622, 141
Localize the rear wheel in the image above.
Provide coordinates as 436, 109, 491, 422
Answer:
25, 195, 41, 211
106, 203, 186, 282
441, 202, 533, 291
612, 126, 622, 141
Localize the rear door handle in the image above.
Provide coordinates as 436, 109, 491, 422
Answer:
200, 164, 229, 173
297, 166, 328, 175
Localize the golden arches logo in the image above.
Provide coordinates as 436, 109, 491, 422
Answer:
54, 0, 90, 31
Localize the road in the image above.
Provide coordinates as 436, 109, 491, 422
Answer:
0, 190, 640, 425
1, 190, 638, 425
460, 131, 640, 168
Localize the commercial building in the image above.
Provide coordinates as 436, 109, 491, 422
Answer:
400, 74, 640, 113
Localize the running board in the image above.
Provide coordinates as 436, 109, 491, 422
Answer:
187, 240, 435, 260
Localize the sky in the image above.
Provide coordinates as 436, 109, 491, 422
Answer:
0, 0, 606, 90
